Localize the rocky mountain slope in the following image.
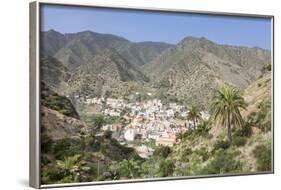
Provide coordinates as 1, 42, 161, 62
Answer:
41, 82, 79, 119
41, 30, 173, 71
41, 30, 271, 108
40, 56, 71, 91
242, 72, 271, 117
66, 48, 149, 97
165, 72, 272, 175
41, 106, 89, 140
144, 37, 271, 107
40, 83, 143, 184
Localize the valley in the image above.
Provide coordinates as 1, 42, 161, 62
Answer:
40, 29, 272, 184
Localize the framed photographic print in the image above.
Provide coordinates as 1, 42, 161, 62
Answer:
29, 1, 274, 188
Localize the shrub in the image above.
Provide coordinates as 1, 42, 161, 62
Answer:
213, 139, 231, 151
41, 82, 80, 119
92, 115, 106, 130
232, 136, 247, 147
41, 132, 53, 153
195, 121, 211, 137
200, 149, 242, 174
53, 138, 83, 160
83, 136, 95, 147
154, 146, 172, 158
263, 64, 271, 71
104, 130, 112, 139
41, 166, 64, 184
181, 148, 193, 162
234, 123, 252, 137
194, 147, 210, 162
182, 148, 193, 156
41, 155, 51, 165
247, 101, 271, 133
141, 157, 160, 178
253, 143, 272, 171
158, 159, 175, 177
114, 159, 142, 179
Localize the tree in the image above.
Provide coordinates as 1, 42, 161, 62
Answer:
211, 86, 247, 143
158, 160, 175, 177
93, 115, 105, 130
195, 121, 211, 137
117, 159, 141, 179
104, 130, 112, 139
56, 154, 81, 182
187, 105, 201, 129
154, 146, 172, 158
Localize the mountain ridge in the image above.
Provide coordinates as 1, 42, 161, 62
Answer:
143, 36, 271, 107
41, 29, 271, 108
41, 29, 174, 70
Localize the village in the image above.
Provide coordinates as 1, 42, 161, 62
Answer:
75, 93, 210, 159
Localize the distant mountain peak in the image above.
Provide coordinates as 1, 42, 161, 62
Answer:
178, 36, 215, 48
45, 29, 63, 36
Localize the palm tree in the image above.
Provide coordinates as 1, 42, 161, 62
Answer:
119, 159, 141, 179
187, 105, 201, 129
56, 154, 81, 182
211, 85, 247, 143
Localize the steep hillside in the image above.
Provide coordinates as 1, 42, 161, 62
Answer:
119, 41, 174, 67
162, 75, 272, 175
144, 37, 271, 108
41, 106, 89, 140
40, 30, 271, 109
41, 82, 79, 119
53, 31, 131, 71
40, 84, 143, 184
40, 56, 71, 91
66, 48, 149, 98
41, 30, 173, 71
242, 72, 272, 117
40, 29, 67, 57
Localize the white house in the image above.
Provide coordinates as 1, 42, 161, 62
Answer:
124, 129, 136, 141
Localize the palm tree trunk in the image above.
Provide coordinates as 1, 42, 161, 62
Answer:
227, 112, 232, 143
193, 119, 196, 130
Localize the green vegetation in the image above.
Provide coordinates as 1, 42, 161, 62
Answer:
200, 149, 242, 174
92, 115, 105, 130
233, 123, 252, 137
263, 64, 271, 72
177, 121, 211, 142
158, 160, 175, 177
187, 105, 201, 129
41, 82, 79, 119
247, 100, 271, 132
41, 129, 53, 153
154, 146, 172, 158
253, 142, 272, 171
213, 139, 231, 151
211, 85, 247, 143
110, 159, 142, 179
232, 136, 247, 147
41, 132, 143, 184
81, 114, 126, 132
56, 154, 82, 183
195, 121, 211, 137
194, 147, 210, 162
40, 74, 272, 184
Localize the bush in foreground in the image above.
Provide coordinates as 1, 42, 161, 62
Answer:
232, 136, 247, 147
253, 143, 272, 171
200, 149, 242, 174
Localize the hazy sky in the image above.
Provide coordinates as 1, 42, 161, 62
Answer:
41, 4, 272, 50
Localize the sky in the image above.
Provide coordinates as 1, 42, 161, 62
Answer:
41, 4, 272, 50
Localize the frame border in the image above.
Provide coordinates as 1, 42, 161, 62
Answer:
29, 1, 275, 189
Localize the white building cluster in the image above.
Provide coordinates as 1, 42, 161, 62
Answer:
78, 95, 210, 157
